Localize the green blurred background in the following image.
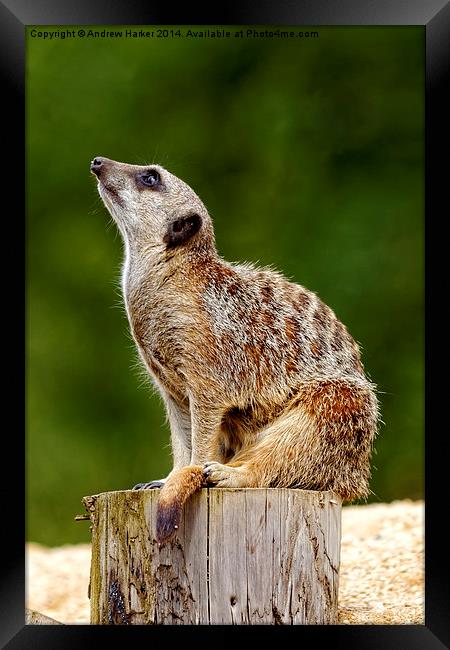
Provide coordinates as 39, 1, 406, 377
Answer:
26, 26, 424, 546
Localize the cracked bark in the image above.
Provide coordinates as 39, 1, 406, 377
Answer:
83, 488, 341, 625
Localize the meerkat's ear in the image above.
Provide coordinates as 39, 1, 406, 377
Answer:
163, 213, 202, 248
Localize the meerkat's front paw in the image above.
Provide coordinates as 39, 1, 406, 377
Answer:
203, 462, 249, 488
132, 479, 166, 490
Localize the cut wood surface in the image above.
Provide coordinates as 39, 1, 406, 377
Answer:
26, 500, 424, 625
83, 488, 341, 625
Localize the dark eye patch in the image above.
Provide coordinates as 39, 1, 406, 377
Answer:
163, 213, 202, 248
172, 219, 185, 233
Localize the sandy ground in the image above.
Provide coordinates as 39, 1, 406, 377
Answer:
338, 500, 424, 624
26, 499, 424, 625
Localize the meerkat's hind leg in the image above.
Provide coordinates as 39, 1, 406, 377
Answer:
203, 405, 318, 489
205, 380, 377, 499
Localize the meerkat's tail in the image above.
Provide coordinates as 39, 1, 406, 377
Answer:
156, 465, 206, 545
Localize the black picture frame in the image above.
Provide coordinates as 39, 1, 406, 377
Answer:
5, 0, 449, 647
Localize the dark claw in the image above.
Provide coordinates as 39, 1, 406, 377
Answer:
203, 470, 217, 485
132, 480, 165, 490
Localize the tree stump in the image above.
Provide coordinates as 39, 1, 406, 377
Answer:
83, 488, 341, 625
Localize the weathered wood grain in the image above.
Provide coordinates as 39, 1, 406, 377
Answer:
84, 488, 341, 625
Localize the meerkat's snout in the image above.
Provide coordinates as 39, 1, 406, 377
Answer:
90, 156, 130, 210
90, 156, 117, 179
90, 156, 104, 176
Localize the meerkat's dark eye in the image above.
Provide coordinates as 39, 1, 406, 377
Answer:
140, 169, 161, 188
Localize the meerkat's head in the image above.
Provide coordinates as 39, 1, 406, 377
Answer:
90, 156, 215, 253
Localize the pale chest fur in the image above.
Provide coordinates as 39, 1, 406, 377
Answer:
122, 253, 189, 402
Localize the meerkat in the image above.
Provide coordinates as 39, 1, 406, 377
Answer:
90, 156, 379, 545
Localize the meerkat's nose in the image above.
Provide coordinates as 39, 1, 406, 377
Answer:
90, 156, 105, 176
